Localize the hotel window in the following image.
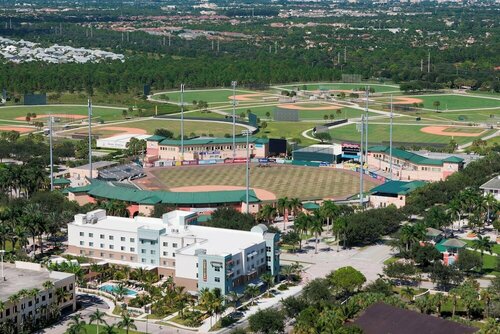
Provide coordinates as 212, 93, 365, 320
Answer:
121, 237, 125, 242
79, 232, 84, 236
89, 242, 94, 247
141, 249, 146, 254
100, 234, 105, 239
163, 242, 168, 247
79, 241, 84, 246
214, 277, 220, 282
121, 255, 125, 260
163, 251, 168, 256
266, 246, 271, 252
173, 243, 178, 248
89, 251, 94, 256
109, 245, 114, 250
151, 259, 155, 264
121, 246, 125, 251
130, 247, 135, 252
141, 258, 146, 263
214, 267, 220, 272
109, 236, 114, 240
130, 256, 134, 261
163, 261, 167, 266
130, 238, 135, 243
151, 250, 156, 255
109, 254, 113, 259
100, 252, 104, 257
100, 244, 104, 248
89, 233, 93, 238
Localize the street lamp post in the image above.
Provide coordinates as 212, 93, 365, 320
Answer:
242, 130, 250, 213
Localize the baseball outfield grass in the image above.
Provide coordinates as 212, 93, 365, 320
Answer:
150, 164, 379, 200
0, 105, 127, 122
274, 82, 400, 93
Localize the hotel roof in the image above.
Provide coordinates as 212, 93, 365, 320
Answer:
368, 146, 464, 166
147, 135, 269, 146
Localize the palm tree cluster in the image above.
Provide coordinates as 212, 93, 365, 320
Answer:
68, 309, 137, 334
199, 288, 225, 328
448, 188, 498, 233
0, 162, 47, 198
257, 197, 302, 227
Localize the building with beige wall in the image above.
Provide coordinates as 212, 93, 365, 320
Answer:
146, 135, 269, 165
0, 262, 76, 331
366, 146, 464, 182
369, 180, 426, 208
68, 161, 118, 186
67, 209, 279, 295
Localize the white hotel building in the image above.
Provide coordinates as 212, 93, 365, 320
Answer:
67, 210, 280, 294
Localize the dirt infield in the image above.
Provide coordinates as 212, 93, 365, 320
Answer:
231, 93, 269, 101
278, 103, 342, 111
170, 185, 277, 201
393, 97, 424, 105
14, 113, 87, 121
99, 126, 148, 136
420, 126, 487, 137
0, 126, 34, 133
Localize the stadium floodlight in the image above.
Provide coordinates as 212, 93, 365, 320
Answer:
389, 95, 394, 180
88, 98, 93, 179
242, 129, 251, 214
181, 84, 185, 160
49, 115, 54, 191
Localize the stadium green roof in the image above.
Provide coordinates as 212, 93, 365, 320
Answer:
367, 146, 463, 166
148, 136, 268, 146
53, 178, 71, 185
65, 180, 261, 205
370, 180, 426, 195
303, 202, 320, 210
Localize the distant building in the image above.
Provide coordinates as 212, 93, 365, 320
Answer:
369, 180, 426, 208
0, 262, 76, 331
292, 144, 342, 164
146, 136, 269, 165
67, 209, 279, 295
96, 133, 151, 150
480, 175, 500, 200
366, 146, 464, 182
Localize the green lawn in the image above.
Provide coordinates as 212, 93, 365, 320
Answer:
416, 95, 500, 110
329, 123, 494, 145
274, 82, 400, 93
258, 121, 318, 145
420, 109, 500, 123
0, 105, 127, 122
79, 324, 143, 334
150, 164, 379, 200
156, 89, 278, 105
66, 118, 246, 138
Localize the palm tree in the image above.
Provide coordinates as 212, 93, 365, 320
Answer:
332, 217, 349, 250
281, 265, 294, 283
199, 288, 216, 327
67, 314, 87, 334
320, 200, 339, 234
244, 284, 260, 306
472, 235, 492, 259
309, 211, 324, 254
225, 291, 240, 312
113, 283, 128, 302
288, 198, 302, 217
449, 288, 459, 317
448, 198, 463, 231
401, 287, 415, 302
0, 301, 5, 319
90, 308, 107, 334
292, 212, 309, 250
260, 273, 275, 297
8, 293, 20, 313
117, 312, 137, 334
480, 288, 493, 319
102, 324, 117, 334
257, 205, 277, 224
431, 293, 446, 315
277, 197, 290, 229
399, 223, 426, 252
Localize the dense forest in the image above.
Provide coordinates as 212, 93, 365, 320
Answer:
0, 1, 498, 94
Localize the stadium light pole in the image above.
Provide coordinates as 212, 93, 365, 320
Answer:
0, 249, 5, 281
49, 115, 54, 191
364, 87, 369, 156
231, 81, 237, 158
242, 130, 250, 214
88, 98, 93, 179
180, 83, 185, 160
389, 95, 393, 180
359, 114, 364, 208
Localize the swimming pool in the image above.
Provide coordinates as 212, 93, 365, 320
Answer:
99, 284, 138, 296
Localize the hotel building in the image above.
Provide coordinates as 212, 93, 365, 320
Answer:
67, 210, 280, 295
366, 146, 464, 182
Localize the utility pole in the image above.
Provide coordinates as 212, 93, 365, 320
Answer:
389, 95, 393, 180
344, 46, 347, 63
420, 59, 423, 72
231, 81, 237, 158
169, 34, 171, 46
274, 41, 277, 54
180, 84, 185, 160
88, 98, 93, 179
49, 116, 54, 191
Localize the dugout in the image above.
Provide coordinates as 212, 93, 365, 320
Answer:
292, 144, 342, 164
